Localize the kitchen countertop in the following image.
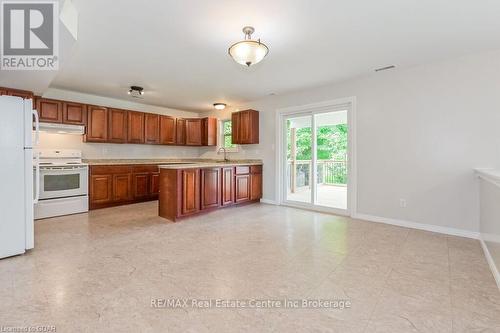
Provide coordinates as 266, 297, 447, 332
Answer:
84, 158, 263, 167
159, 161, 263, 169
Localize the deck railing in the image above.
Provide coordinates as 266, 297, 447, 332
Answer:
287, 159, 347, 192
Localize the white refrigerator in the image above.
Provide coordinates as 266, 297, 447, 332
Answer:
0, 95, 40, 259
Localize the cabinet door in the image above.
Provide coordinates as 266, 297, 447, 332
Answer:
221, 167, 234, 207
160, 115, 176, 144
108, 108, 128, 143
133, 173, 150, 199
85, 106, 108, 142
90, 175, 112, 205
202, 117, 217, 146
251, 173, 263, 200
150, 172, 160, 196
232, 110, 259, 144
176, 118, 186, 145
128, 111, 145, 143
181, 169, 200, 216
231, 112, 240, 144
185, 119, 202, 146
201, 168, 220, 210
113, 174, 132, 202
63, 102, 87, 125
235, 174, 250, 203
239, 111, 251, 143
145, 113, 160, 144
37, 98, 62, 123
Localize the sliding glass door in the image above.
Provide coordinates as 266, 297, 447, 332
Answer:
283, 108, 349, 214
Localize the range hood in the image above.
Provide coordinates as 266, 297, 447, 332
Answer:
39, 122, 85, 135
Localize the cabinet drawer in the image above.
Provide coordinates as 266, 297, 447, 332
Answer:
235, 166, 250, 175
132, 165, 159, 173
91, 165, 132, 175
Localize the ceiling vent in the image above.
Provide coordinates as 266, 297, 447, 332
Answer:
128, 86, 144, 98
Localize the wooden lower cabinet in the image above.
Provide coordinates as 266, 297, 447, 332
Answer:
159, 164, 262, 221
201, 168, 220, 210
250, 165, 263, 200
235, 175, 251, 203
221, 167, 234, 206
150, 172, 160, 198
89, 165, 160, 209
181, 169, 200, 216
113, 174, 132, 202
133, 173, 150, 199
90, 175, 112, 205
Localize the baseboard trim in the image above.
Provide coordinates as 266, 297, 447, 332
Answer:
353, 213, 480, 239
260, 199, 279, 205
480, 237, 500, 291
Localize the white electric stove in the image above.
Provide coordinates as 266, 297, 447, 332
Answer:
34, 149, 89, 219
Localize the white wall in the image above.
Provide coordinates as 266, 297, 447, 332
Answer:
202, 49, 500, 232
478, 177, 500, 287
38, 88, 202, 159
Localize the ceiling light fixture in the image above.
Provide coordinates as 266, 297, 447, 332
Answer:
128, 86, 144, 98
213, 103, 226, 110
228, 26, 269, 67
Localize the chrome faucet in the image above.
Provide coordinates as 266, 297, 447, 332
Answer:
217, 147, 229, 162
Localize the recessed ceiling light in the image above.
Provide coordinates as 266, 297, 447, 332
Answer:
228, 26, 269, 67
213, 103, 226, 110
128, 86, 144, 98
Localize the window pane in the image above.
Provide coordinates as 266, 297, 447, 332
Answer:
224, 121, 232, 135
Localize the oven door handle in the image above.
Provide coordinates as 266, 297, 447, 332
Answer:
34, 152, 40, 204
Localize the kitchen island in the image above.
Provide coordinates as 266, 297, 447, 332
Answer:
158, 161, 263, 221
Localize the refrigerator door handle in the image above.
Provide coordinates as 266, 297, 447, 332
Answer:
34, 152, 40, 204
32, 109, 40, 146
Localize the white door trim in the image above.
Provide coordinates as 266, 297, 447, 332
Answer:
275, 96, 357, 217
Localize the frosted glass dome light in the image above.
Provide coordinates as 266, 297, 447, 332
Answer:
228, 26, 269, 67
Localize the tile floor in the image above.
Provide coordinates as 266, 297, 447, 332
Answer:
1, 202, 499, 332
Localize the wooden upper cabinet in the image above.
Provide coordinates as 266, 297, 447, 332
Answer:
176, 118, 186, 145
108, 108, 128, 143
181, 169, 200, 216
160, 115, 176, 145
63, 102, 87, 125
127, 111, 145, 144
201, 168, 220, 210
232, 109, 259, 144
186, 118, 202, 146
37, 98, 63, 123
145, 113, 160, 144
0, 87, 33, 99
85, 105, 108, 142
202, 117, 217, 146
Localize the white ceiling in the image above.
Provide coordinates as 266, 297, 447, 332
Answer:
50, 0, 500, 112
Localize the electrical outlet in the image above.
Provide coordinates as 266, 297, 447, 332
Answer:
399, 199, 407, 208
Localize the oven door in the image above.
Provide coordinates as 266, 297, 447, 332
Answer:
39, 166, 88, 200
